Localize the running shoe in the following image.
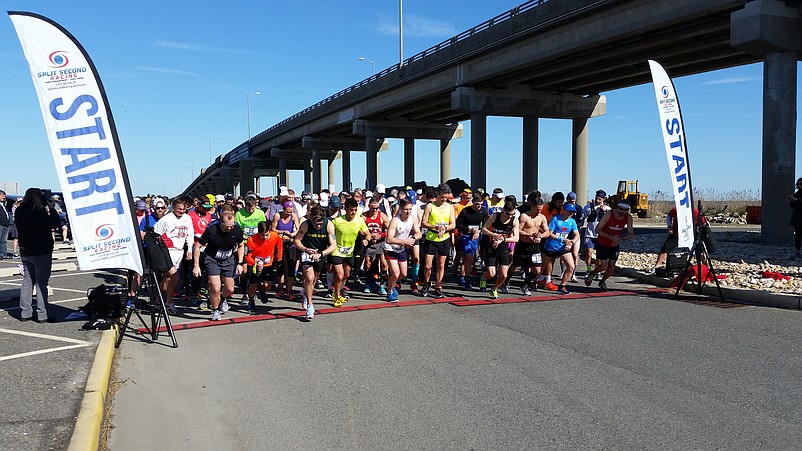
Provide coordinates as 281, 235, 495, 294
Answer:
432, 288, 446, 299
458, 276, 466, 287
333, 296, 344, 308
220, 299, 230, 313
499, 284, 509, 294
305, 302, 315, 319
240, 294, 249, 305
315, 280, 325, 290
420, 283, 430, 297
599, 281, 609, 292
463, 278, 473, 290
584, 274, 593, 287
166, 302, 178, 315
479, 278, 487, 292
325, 289, 334, 299
248, 299, 256, 314
387, 290, 399, 303
411, 282, 420, 295
379, 284, 387, 295
544, 281, 559, 291
363, 284, 372, 293
260, 291, 270, 304
302, 295, 308, 311
211, 310, 222, 321
570, 275, 579, 283
198, 301, 210, 311
557, 285, 571, 295
490, 289, 499, 299
520, 285, 532, 296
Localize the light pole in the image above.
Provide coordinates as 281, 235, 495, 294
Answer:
399, 0, 404, 67
209, 135, 218, 165
358, 57, 375, 76
247, 91, 261, 140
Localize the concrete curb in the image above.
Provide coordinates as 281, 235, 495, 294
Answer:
67, 326, 118, 451
619, 268, 802, 310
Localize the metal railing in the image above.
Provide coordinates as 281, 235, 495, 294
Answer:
251, 0, 550, 142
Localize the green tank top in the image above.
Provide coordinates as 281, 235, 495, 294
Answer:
235, 209, 267, 239
332, 216, 367, 257
301, 218, 329, 251
425, 203, 452, 242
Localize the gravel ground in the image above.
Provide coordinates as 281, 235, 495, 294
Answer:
618, 228, 802, 295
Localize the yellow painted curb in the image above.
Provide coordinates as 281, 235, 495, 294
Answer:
67, 326, 118, 451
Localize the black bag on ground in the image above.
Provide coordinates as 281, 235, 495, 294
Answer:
143, 228, 173, 272
81, 284, 124, 319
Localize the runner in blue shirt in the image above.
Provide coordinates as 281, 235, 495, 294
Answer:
540, 203, 580, 294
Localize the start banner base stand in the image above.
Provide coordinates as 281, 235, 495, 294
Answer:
116, 269, 177, 349
673, 203, 725, 302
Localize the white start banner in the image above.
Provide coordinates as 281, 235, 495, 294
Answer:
9, 12, 144, 274
648, 59, 695, 250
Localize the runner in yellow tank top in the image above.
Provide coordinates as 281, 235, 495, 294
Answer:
420, 183, 456, 298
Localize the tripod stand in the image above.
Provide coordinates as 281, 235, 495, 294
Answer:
674, 202, 725, 301
116, 267, 178, 348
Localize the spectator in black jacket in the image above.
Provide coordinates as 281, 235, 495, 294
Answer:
787, 178, 802, 258
0, 190, 10, 259
15, 188, 60, 322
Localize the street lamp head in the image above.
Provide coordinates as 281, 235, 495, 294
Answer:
358, 57, 366, 61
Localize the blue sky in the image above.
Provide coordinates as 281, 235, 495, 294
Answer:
1, 0, 800, 200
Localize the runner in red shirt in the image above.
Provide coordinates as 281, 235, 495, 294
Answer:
584, 202, 633, 291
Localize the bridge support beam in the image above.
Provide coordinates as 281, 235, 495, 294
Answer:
572, 118, 589, 206
342, 150, 351, 191
312, 149, 322, 194
239, 159, 255, 195
328, 158, 336, 192
220, 168, 234, 196
470, 113, 487, 191
366, 137, 380, 190
303, 159, 312, 194
732, 0, 801, 243
404, 138, 415, 186
522, 116, 538, 195
440, 139, 451, 183
278, 159, 287, 188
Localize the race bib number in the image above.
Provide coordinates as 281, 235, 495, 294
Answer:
214, 249, 233, 260
338, 246, 353, 256
244, 226, 257, 236
531, 253, 542, 264
300, 252, 312, 263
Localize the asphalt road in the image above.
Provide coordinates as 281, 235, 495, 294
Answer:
0, 243, 125, 451
109, 283, 801, 450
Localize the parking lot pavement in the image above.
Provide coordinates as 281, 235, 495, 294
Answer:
0, 244, 124, 451
109, 283, 802, 450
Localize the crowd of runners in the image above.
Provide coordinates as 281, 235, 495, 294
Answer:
132, 182, 634, 321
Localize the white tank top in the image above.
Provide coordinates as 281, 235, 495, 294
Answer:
384, 215, 414, 252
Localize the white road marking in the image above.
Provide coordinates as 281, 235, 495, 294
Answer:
0, 327, 92, 362
0, 281, 90, 294
2, 296, 89, 311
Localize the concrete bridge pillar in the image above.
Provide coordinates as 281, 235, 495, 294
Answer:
404, 138, 415, 186
761, 52, 797, 243
303, 159, 312, 194
572, 118, 589, 206
342, 150, 351, 191
312, 149, 322, 194
239, 159, 254, 195
470, 113, 487, 191
278, 159, 288, 188
328, 158, 336, 192
366, 137, 380, 190
440, 139, 451, 183
731, 0, 801, 243
522, 115, 539, 196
